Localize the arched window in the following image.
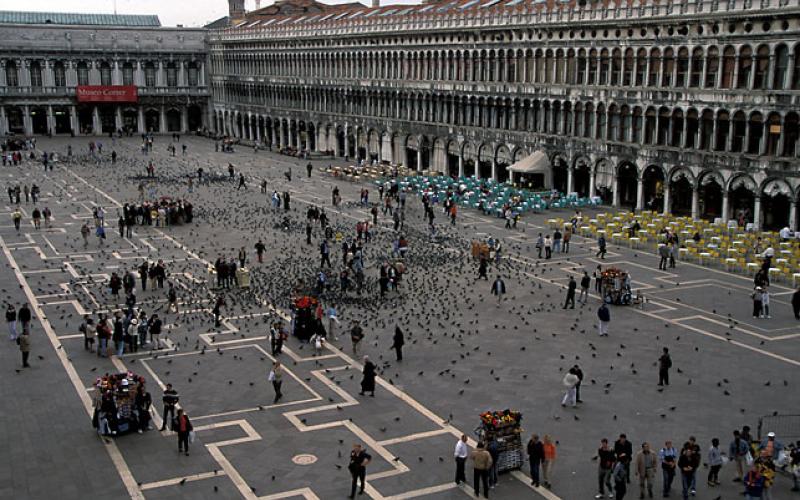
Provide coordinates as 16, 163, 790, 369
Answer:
620, 105, 631, 142
536, 49, 546, 83
596, 103, 606, 140
144, 62, 156, 87
76, 61, 89, 86
584, 103, 594, 138
753, 45, 770, 90
544, 50, 553, 84
658, 107, 671, 145
690, 48, 703, 87
700, 109, 714, 150
765, 113, 781, 156
588, 49, 598, 85
662, 48, 675, 87
721, 46, 735, 88
747, 111, 763, 154
53, 61, 66, 87
648, 49, 661, 86
705, 47, 719, 88
715, 111, 730, 151
599, 49, 610, 85
576, 49, 587, 84
5, 61, 18, 87
555, 49, 565, 84
671, 109, 684, 147
783, 112, 799, 156
737, 45, 752, 89
611, 49, 622, 85
608, 104, 620, 141
644, 107, 656, 144
632, 107, 643, 143
99, 61, 112, 86
122, 62, 134, 85
566, 49, 576, 84
623, 49, 634, 86
773, 45, 789, 90
675, 47, 689, 87
685, 109, 699, 149
635, 49, 647, 86
731, 111, 746, 152
29, 61, 42, 87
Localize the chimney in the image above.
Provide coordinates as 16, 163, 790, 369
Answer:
372, 0, 380, 7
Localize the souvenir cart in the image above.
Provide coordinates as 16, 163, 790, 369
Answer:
600, 267, 633, 305
91, 371, 146, 436
292, 295, 319, 342
476, 410, 524, 472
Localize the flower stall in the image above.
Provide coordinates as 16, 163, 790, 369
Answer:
477, 410, 524, 472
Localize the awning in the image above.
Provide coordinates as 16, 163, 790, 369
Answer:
507, 151, 550, 187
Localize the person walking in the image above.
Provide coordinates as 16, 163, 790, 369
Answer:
478, 256, 488, 280
12, 208, 22, 233
730, 430, 749, 482
535, 233, 544, 259
527, 434, 544, 487
17, 329, 31, 368
471, 442, 493, 498
561, 369, 579, 407
597, 235, 607, 259
598, 303, 611, 336
635, 442, 657, 499
658, 244, 670, 270
454, 434, 469, 485
490, 276, 506, 305
391, 326, 405, 361
678, 445, 696, 500
658, 347, 672, 386
18, 304, 31, 335
580, 271, 591, 304
348, 444, 371, 499
359, 356, 376, 397
487, 437, 500, 489
707, 438, 723, 487
160, 383, 179, 431
563, 276, 577, 309
597, 438, 616, 499
350, 321, 364, 356
254, 239, 266, 263
615, 434, 633, 485
81, 223, 90, 247
268, 360, 283, 403
613, 458, 628, 500
6, 304, 17, 341
792, 287, 800, 319
658, 440, 678, 497
173, 409, 193, 456
743, 465, 766, 500
544, 235, 553, 259
542, 435, 557, 489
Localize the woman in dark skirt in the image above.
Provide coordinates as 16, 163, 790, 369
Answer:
359, 356, 376, 397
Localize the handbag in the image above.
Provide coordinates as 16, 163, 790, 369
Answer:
189, 431, 196, 443
745, 451, 754, 467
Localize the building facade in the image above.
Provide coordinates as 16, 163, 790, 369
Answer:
208, 0, 800, 230
0, 11, 210, 137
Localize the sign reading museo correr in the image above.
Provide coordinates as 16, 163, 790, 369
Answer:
76, 85, 138, 103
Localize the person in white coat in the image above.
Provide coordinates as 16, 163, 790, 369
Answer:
561, 369, 579, 408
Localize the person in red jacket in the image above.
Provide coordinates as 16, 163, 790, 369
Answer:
173, 409, 193, 456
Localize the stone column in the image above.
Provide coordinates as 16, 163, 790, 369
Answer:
181, 107, 189, 133
255, 117, 261, 143
566, 166, 574, 195
0, 106, 7, 136
753, 196, 762, 231
612, 176, 620, 207
0, 61, 6, 88
789, 200, 797, 232
721, 191, 730, 224
47, 105, 55, 135
114, 107, 123, 132
92, 106, 101, 135
636, 176, 644, 211
662, 183, 671, 215
417, 147, 423, 172
157, 60, 165, 87
491, 158, 497, 181
178, 61, 186, 87
691, 185, 699, 220
113, 60, 121, 85
135, 61, 144, 86
589, 169, 596, 198
70, 106, 78, 134
458, 154, 464, 178
159, 106, 167, 133
137, 106, 145, 134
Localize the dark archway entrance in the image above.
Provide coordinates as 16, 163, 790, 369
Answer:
617, 162, 638, 208
30, 107, 48, 135
188, 105, 203, 132
145, 109, 160, 133
762, 193, 790, 230
53, 106, 71, 134
698, 176, 723, 220
551, 156, 568, 194
642, 165, 664, 212
669, 176, 693, 216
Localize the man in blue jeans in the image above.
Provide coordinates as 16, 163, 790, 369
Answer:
678, 446, 696, 500
658, 440, 678, 497
527, 434, 544, 487
487, 438, 500, 488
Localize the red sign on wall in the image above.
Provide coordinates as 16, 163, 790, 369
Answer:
76, 85, 138, 103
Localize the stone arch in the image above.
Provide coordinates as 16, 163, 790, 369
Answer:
728, 174, 757, 226
616, 161, 638, 209
761, 178, 794, 230
495, 144, 512, 183
642, 164, 665, 212
478, 143, 493, 180
462, 142, 477, 177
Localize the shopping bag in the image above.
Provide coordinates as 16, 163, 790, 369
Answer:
189, 431, 196, 443
745, 451, 754, 467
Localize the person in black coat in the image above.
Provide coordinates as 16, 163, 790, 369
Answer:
391, 326, 405, 361
793, 287, 800, 319
359, 356, 376, 396
563, 276, 577, 309
614, 434, 634, 484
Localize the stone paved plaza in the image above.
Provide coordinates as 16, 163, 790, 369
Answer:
1, 136, 798, 500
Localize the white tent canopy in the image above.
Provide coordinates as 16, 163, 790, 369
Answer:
507, 151, 550, 188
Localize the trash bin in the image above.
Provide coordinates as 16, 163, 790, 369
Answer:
236, 268, 250, 289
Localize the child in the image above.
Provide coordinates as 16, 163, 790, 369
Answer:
761, 287, 771, 319
311, 333, 325, 356
752, 287, 764, 319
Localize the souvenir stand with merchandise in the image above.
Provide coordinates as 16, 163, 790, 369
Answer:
600, 267, 633, 305
91, 371, 146, 435
292, 295, 318, 342
476, 410, 524, 472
